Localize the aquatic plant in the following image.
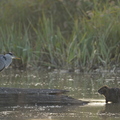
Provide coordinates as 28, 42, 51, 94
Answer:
0, 0, 120, 70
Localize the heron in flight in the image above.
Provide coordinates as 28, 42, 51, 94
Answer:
0, 53, 20, 71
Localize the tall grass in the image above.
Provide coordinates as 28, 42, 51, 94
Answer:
0, 0, 120, 70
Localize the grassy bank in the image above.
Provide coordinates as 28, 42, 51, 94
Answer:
0, 0, 120, 71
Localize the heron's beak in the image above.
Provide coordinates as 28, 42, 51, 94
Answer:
12, 56, 21, 59
15, 57, 21, 59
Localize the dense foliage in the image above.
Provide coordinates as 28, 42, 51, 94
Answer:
0, 0, 120, 70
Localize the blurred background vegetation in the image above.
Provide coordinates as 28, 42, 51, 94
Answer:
0, 0, 120, 71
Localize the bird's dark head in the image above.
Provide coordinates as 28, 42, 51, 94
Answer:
6, 52, 15, 59
7, 52, 14, 57
8, 52, 13, 56
6, 53, 20, 59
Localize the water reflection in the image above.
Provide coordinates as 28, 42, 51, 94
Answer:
0, 70, 120, 120
0, 105, 105, 120
99, 104, 120, 118
0, 105, 80, 120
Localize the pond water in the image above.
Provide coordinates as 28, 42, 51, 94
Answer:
0, 69, 120, 120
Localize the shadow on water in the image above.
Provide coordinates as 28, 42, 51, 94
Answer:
0, 70, 120, 120
99, 103, 120, 119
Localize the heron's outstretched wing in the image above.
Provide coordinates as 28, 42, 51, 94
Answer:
0, 55, 5, 71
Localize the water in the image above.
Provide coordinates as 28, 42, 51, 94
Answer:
0, 69, 120, 120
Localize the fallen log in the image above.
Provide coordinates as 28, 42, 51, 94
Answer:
0, 87, 88, 106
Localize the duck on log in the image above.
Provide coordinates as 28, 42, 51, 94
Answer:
0, 87, 88, 106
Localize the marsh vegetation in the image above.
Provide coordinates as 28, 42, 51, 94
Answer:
0, 0, 120, 70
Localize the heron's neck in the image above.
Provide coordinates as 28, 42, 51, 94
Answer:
4, 56, 12, 68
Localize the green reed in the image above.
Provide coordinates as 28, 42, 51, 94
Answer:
0, 0, 120, 70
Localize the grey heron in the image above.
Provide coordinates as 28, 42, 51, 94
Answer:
0, 53, 20, 71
